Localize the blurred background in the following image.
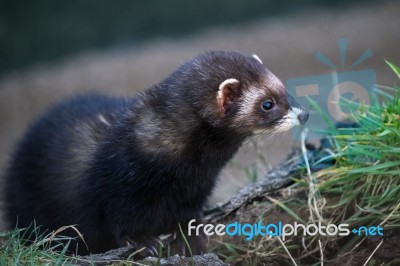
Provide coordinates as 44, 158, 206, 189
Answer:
1, 0, 399, 229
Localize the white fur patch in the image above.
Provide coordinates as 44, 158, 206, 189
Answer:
217, 78, 240, 109
270, 107, 303, 134
98, 114, 110, 126
252, 54, 263, 64
218, 78, 239, 98
288, 107, 303, 126
236, 86, 265, 120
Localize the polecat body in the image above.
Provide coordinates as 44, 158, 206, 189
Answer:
4, 51, 308, 255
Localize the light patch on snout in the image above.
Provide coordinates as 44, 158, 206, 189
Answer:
271, 107, 304, 133
288, 107, 303, 127
252, 54, 263, 64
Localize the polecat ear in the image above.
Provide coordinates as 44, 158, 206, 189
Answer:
217, 78, 240, 114
252, 54, 263, 64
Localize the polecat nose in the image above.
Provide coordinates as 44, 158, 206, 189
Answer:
297, 111, 309, 124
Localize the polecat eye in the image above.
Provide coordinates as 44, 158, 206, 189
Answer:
262, 100, 274, 111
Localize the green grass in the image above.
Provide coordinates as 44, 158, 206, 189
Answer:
210, 61, 400, 265
0, 224, 74, 265
305, 61, 400, 262
0, 223, 191, 265
286, 60, 400, 264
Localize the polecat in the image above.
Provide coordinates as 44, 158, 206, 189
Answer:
4, 51, 308, 256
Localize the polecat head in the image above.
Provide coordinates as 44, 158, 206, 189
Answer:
186, 51, 309, 135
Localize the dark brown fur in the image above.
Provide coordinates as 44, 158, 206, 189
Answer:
4, 51, 308, 255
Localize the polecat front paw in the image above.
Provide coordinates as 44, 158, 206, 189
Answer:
123, 235, 163, 258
